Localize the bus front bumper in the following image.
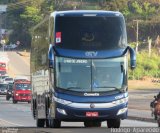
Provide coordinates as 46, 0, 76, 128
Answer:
54, 102, 128, 121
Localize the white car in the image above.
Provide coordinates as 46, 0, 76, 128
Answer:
0, 83, 8, 95
4, 77, 14, 84
0, 75, 9, 83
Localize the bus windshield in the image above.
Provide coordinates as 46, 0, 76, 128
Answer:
55, 56, 127, 92
15, 83, 31, 90
55, 16, 127, 50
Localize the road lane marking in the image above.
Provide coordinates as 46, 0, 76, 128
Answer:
0, 118, 23, 127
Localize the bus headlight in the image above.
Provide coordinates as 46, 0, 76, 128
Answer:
117, 107, 128, 115
112, 97, 128, 105
15, 93, 19, 96
54, 97, 72, 105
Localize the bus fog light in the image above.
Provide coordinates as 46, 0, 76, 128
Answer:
57, 108, 67, 115
117, 107, 128, 115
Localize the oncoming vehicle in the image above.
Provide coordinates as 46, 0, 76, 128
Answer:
0, 83, 8, 95
0, 70, 7, 76
6, 83, 13, 100
0, 62, 7, 76
31, 10, 136, 128
4, 77, 14, 84
12, 79, 31, 103
0, 62, 6, 70
0, 75, 9, 83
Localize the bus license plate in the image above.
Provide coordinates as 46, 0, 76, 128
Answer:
86, 112, 99, 117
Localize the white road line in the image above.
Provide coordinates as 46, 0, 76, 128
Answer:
0, 118, 24, 127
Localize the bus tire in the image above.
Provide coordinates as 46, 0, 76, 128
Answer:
6, 97, 9, 101
50, 119, 61, 128
36, 119, 45, 127
107, 119, 121, 128
158, 118, 160, 127
32, 99, 37, 119
46, 119, 49, 127
13, 99, 17, 104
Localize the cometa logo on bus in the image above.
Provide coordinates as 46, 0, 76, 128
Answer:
85, 51, 98, 57
84, 93, 99, 96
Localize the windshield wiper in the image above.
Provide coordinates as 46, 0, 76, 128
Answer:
93, 86, 125, 93
66, 87, 82, 90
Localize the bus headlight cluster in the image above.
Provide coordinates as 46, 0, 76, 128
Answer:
54, 97, 72, 105
112, 97, 128, 105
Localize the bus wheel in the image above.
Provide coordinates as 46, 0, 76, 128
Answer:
50, 119, 61, 128
107, 119, 120, 128
13, 100, 17, 104
158, 118, 160, 127
36, 119, 45, 127
84, 121, 101, 127
6, 97, 9, 101
46, 119, 49, 127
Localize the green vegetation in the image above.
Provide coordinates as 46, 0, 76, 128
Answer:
129, 49, 160, 79
0, 0, 160, 79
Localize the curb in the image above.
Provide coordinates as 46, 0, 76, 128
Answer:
128, 116, 157, 123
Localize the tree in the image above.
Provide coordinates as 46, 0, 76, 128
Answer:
20, 6, 42, 28
143, 2, 156, 20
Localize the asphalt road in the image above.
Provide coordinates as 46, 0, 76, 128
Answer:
0, 94, 158, 128
0, 95, 35, 127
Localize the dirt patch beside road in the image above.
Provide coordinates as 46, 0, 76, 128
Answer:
128, 79, 160, 111
129, 80, 160, 90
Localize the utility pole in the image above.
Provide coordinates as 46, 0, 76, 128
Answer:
133, 20, 141, 53
148, 37, 152, 58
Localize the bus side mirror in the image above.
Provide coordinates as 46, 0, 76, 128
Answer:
128, 46, 136, 70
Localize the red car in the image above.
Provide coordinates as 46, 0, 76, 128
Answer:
0, 62, 7, 76
12, 79, 31, 103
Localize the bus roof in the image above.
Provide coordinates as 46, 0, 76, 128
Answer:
0, 62, 6, 64
51, 10, 123, 17
14, 80, 30, 84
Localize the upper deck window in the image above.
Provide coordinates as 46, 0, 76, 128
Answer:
55, 16, 127, 50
